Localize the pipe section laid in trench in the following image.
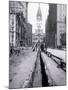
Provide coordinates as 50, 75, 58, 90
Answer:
40, 52, 49, 87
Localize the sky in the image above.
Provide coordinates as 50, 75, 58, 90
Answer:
28, 2, 49, 33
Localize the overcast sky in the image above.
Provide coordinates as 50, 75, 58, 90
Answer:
28, 2, 49, 33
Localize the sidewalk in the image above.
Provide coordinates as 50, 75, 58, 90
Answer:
47, 48, 66, 62
9, 49, 37, 89
41, 52, 66, 86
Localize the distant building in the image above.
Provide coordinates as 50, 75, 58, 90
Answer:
32, 33, 45, 44
36, 3, 42, 36
33, 4, 44, 43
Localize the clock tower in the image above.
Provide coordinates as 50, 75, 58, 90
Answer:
35, 3, 43, 42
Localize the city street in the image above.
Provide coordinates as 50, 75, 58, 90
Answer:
9, 47, 66, 88
9, 1, 66, 89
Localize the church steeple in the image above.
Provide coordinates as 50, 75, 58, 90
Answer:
37, 3, 42, 21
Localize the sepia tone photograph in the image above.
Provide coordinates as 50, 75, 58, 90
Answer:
9, 0, 66, 89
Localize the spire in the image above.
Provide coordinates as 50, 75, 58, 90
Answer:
37, 3, 42, 21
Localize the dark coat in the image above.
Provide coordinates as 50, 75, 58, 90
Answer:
41, 44, 44, 52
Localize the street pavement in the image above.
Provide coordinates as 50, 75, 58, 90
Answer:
9, 48, 37, 89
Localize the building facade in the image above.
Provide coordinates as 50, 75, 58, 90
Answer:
57, 4, 66, 47
45, 4, 57, 48
25, 23, 32, 46
45, 4, 66, 48
45, 17, 49, 46
9, 1, 28, 47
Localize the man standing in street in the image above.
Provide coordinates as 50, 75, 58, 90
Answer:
40, 43, 44, 52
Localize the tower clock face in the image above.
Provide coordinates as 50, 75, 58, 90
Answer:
37, 23, 41, 29
37, 16, 42, 21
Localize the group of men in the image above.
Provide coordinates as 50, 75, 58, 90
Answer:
33, 42, 47, 52
40, 43, 47, 52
